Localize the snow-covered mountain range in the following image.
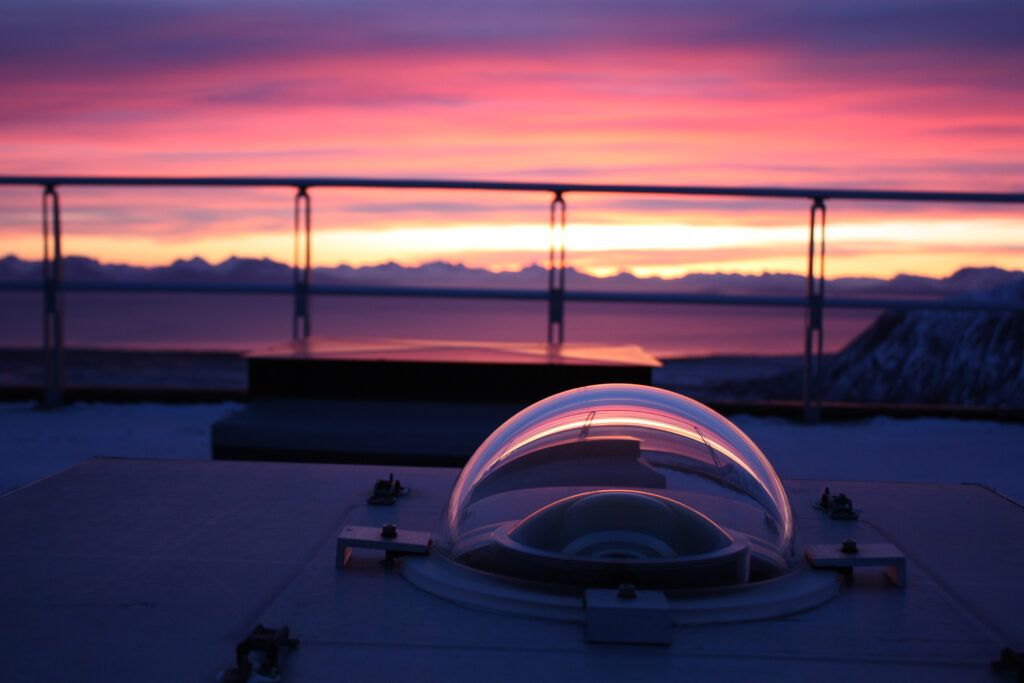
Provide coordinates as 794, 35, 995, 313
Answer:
821, 278, 1024, 406
2, 254, 1021, 298
725, 277, 1024, 407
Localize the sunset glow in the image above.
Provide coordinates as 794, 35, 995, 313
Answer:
2, 0, 1022, 279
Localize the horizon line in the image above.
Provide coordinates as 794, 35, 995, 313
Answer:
2, 251, 1019, 283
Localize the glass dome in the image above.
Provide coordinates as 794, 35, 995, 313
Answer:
436, 384, 796, 589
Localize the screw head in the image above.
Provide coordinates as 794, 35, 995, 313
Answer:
381, 523, 398, 538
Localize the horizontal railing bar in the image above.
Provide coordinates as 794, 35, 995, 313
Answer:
568, 291, 809, 306
64, 281, 292, 295
564, 291, 1024, 311
0, 281, 42, 292
311, 284, 548, 300
0, 280, 548, 299
4, 280, 1023, 312
1, 175, 1023, 203
820, 296, 1024, 312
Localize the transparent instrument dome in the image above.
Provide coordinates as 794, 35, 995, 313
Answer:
436, 384, 796, 588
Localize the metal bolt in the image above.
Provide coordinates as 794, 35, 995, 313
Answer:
381, 523, 398, 538
841, 539, 858, 554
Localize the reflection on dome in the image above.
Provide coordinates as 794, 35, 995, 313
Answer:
436, 384, 795, 589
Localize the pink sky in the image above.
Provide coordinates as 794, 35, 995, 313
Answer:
2, 1, 1023, 278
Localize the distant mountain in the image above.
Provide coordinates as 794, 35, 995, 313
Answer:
0, 255, 294, 285
3, 254, 1021, 298
821, 279, 1024, 406
0, 255, 39, 280
723, 277, 1024, 407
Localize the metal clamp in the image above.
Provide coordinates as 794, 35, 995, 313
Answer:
367, 473, 409, 505
218, 624, 298, 683
813, 487, 860, 520
336, 524, 432, 568
806, 541, 906, 586
990, 647, 1024, 678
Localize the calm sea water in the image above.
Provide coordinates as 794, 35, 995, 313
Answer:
0, 292, 881, 358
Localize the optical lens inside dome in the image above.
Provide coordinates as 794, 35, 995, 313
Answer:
436, 384, 795, 588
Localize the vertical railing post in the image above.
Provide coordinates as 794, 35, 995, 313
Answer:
548, 191, 567, 345
41, 184, 64, 408
803, 197, 826, 421
292, 186, 312, 340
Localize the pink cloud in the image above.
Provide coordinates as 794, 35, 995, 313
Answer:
2, 1, 1022, 275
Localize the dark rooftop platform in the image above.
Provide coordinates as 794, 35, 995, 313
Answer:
246, 336, 660, 402
213, 337, 660, 463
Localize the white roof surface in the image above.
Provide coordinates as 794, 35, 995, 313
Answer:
2, 400, 1024, 680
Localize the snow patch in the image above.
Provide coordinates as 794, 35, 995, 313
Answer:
2, 401, 1022, 505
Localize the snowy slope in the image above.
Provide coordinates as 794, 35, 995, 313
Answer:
719, 278, 1024, 407
825, 279, 1024, 406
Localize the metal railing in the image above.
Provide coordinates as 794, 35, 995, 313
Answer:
2, 175, 1023, 416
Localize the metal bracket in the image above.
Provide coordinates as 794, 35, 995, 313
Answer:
292, 186, 312, 340
547, 191, 567, 345
41, 184, 64, 408
803, 197, 826, 422
336, 524, 431, 568
584, 585, 672, 644
806, 541, 906, 586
